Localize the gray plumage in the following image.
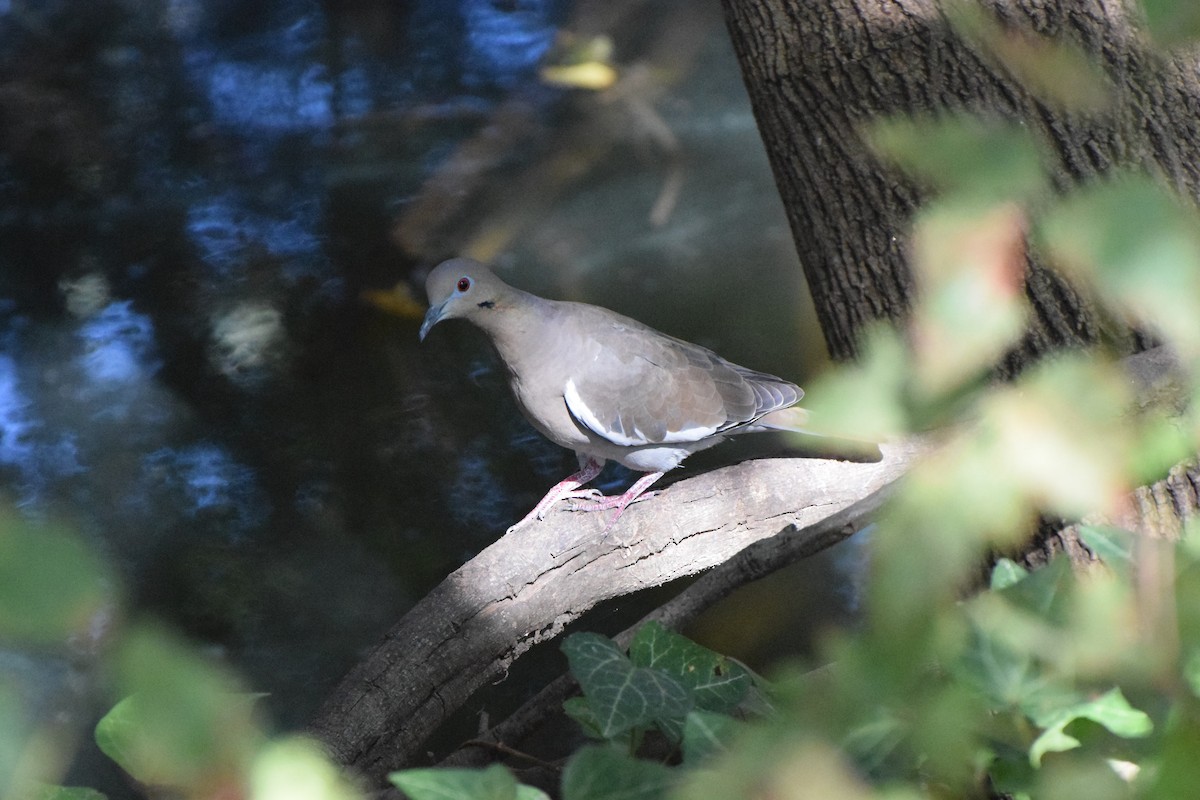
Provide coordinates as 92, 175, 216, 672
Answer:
420, 257, 809, 532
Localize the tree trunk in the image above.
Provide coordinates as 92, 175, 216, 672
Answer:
719, 0, 1200, 362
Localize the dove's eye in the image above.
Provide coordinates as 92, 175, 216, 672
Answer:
456, 277, 472, 292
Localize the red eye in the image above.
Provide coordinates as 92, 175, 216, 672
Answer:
456, 277, 471, 292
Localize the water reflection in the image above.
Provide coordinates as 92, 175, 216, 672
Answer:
0, 354, 84, 504
462, 0, 559, 88
142, 444, 268, 536
185, 192, 329, 278
78, 301, 161, 387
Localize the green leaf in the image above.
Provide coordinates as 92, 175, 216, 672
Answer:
0, 515, 117, 647
96, 623, 263, 791
958, 622, 1046, 711
1041, 175, 1200, 356
998, 554, 1074, 622
1140, 0, 1200, 47
561, 634, 689, 739
990, 558, 1029, 591
628, 622, 750, 713
869, 113, 1046, 201
26, 787, 108, 800
1028, 688, 1152, 766
560, 746, 673, 800
1146, 706, 1200, 796
1, 678, 29, 798
987, 745, 1036, 800
944, 2, 1110, 110
562, 697, 605, 741
908, 203, 1029, 398
801, 325, 910, 441
251, 736, 363, 800
1077, 526, 1135, 571
842, 711, 907, 773
681, 710, 742, 764
975, 356, 1137, 522
1185, 648, 1200, 698
389, 763, 540, 800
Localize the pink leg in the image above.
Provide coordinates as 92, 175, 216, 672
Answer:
506, 457, 605, 534
570, 471, 665, 531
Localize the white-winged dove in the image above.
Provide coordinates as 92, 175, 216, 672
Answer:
420, 257, 810, 533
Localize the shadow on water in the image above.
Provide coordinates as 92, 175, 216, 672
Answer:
0, 0, 858, 793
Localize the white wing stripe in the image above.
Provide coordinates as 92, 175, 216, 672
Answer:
564, 378, 720, 447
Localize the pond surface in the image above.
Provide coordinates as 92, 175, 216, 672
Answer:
0, 0, 854, 794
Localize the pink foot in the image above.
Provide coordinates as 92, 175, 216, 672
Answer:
568, 471, 665, 532
505, 458, 605, 534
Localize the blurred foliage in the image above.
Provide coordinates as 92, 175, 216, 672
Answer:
1138, 0, 1200, 47
942, 0, 1111, 110
0, 515, 363, 800
392, 763, 550, 800
0, 513, 118, 650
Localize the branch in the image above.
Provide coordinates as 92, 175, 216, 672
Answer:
437, 463, 902, 769
307, 439, 926, 782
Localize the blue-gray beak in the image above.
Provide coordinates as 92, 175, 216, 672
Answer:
419, 300, 447, 342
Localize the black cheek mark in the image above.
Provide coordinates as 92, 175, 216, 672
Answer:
477, 300, 495, 308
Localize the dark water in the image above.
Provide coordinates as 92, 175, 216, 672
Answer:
0, 0, 852, 794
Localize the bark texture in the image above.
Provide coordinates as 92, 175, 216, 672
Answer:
720, 0, 1200, 361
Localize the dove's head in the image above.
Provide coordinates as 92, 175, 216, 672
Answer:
419, 258, 515, 342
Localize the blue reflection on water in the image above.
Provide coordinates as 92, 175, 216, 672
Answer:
0, 354, 35, 467
143, 444, 270, 536
0, 353, 85, 507
199, 59, 333, 132
180, 6, 333, 134
186, 192, 326, 278
77, 301, 161, 386
462, 0, 558, 88
336, 63, 374, 119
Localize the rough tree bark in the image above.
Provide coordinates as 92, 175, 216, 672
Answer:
719, 0, 1200, 558
720, 0, 1200, 362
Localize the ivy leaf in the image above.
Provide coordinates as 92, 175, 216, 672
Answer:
681, 710, 743, 764
26, 788, 108, 800
562, 634, 688, 739
1029, 688, 1152, 766
944, 2, 1110, 110
562, 697, 605, 741
990, 558, 1029, 591
1077, 526, 1135, 572
389, 763, 547, 800
629, 622, 751, 713
561, 746, 674, 800
998, 556, 1074, 622
801, 325, 911, 441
